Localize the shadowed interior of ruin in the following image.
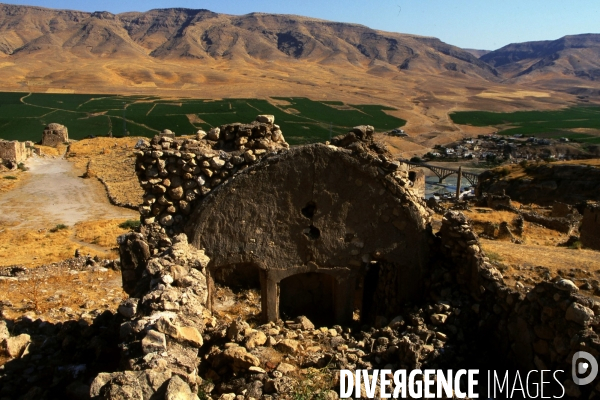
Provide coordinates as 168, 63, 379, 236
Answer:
279, 272, 336, 326
213, 263, 261, 290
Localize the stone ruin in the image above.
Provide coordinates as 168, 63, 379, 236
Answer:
0, 139, 31, 166
42, 123, 69, 147
89, 116, 599, 399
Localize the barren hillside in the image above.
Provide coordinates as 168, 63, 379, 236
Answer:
481, 34, 600, 90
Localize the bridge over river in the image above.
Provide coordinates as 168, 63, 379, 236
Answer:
398, 159, 481, 187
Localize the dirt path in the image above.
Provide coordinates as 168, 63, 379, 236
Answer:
0, 155, 137, 229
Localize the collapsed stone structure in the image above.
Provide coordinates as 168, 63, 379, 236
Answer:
42, 123, 68, 147
0, 139, 31, 165
94, 116, 599, 399
127, 118, 432, 326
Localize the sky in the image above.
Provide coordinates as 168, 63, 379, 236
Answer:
2, 0, 599, 50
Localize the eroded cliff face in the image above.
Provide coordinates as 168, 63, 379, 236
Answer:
478, 162, 600, 205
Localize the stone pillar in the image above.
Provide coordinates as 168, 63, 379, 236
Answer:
456, 166, 462, 200
261, 271, 280, 323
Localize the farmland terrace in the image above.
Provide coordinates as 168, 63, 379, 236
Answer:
0, 92, 406, 146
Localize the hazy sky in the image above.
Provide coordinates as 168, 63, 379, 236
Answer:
3, 0, 599, 50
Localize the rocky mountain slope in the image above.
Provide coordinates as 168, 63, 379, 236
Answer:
481, 34, 600, 82
0, 4, 498, 80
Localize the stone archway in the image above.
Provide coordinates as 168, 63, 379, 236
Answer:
187, 144, 432, 324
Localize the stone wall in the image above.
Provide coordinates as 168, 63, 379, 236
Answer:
552, 201, 576, 218
439, 211, 600, 398
397, 164, 426, 199
521, 210, 581, 235
581, 202, 600, 250
42, 123, 69, 147
108, 117, 600, 399
133, 116, 289, 238
0, 139, 30, 163
407, 168, 426, 198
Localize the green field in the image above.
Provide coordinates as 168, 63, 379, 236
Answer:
0, 93, 406, 145
450, 106, 600, 144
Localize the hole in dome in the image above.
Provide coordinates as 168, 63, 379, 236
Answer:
303, 225, 320, 240
301, 201, 317, 219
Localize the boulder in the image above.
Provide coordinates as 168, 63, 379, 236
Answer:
117, 298, 138, 319
0, 320, 8, 342
565, 302, 594, 326
223, 346, 260, 370
276, 362, 296, 374
245, 330, 267, 349
295, 315, 315, 330
4, 333, 31, 358
141, 330, 167, 354
256, 115, 275, 124
165, 375, 196, 400
276, 339, 299, 354
554, 279, 579, 292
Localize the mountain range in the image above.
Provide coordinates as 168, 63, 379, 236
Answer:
0, 3, 599, 154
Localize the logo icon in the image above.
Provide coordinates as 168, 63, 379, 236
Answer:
572, 351, 599, 386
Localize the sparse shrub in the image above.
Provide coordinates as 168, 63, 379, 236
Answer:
519, 160, 528, 168
50, 224, 68, 233
119, 219, 141, 230
196, 381, 213, 400
499, 167, 510, 177
486, 250, 503, 264
290, 367, 334, 400
410, 156, 423, 163
17, 163, 28, 171
569, 241, 583, 250
3, 175, 17, 180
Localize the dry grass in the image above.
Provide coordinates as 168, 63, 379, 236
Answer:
34, 143, 68, 157
0, 268, 125, 323
464, 208, 520, 225
481, 239, 600, 297
0, 224, 101, 267
0, 170, 28, 193
212, 286, 262, 326
464, 207, 600, 297
464, 207, 564, 245
74, 218, 133, 248
0, 218, 134, 267
68, 137, 144, 207
481, 239, 600, 272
